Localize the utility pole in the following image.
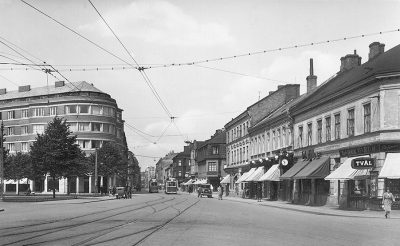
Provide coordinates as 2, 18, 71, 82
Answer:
0, 121, 4, 201
94, 149, 98, 194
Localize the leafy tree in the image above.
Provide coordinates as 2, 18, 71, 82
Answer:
89, 142, 128, 187
4, 152, 33, 194
30, 117, 85, 198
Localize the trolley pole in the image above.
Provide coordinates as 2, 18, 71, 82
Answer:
0, 121, 4, 201
94, 149, 98, 194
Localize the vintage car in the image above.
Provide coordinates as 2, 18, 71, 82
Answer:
200, 184, 213, 198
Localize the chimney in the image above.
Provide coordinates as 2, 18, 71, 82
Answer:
340, 50, 361, 72
18, 85, 31, 92
268, 91, 274, 95
277, 85, 284, 90
368, 42, 385, 61
55, 81, 65, 87
306, 58, 317, 92
0, 88, 6, 95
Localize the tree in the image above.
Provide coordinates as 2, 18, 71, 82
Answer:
30, 117, 85, 198
90, 142, 128, 187
4, 152, 33, 194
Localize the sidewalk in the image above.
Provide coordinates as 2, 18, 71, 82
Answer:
185, 191, 399, 219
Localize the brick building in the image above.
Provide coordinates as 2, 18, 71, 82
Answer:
0, 81, 126, 194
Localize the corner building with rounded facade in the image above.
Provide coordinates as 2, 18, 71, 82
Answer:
0, 81, 126, 194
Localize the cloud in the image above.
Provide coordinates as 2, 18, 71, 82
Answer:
81, 0, 233, 46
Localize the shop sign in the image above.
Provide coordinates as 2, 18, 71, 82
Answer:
351, 157, 375, 169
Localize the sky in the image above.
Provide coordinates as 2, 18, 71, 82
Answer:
1, 0, 400, 170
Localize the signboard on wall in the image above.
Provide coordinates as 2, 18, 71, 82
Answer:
351, 157, 375, 169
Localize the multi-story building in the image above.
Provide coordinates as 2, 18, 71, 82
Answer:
290, 42, 400, 209
0, 81, 126, 194
187, 140, 204, 179
171, 146, 190, 185
143, 166, 155, 188
155, 151, 177, 187
196, 129, 226, 190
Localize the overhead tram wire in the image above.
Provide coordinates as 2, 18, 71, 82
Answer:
21, 0, 174, 122
143, 28, 400, 69
88, 0, 173, 119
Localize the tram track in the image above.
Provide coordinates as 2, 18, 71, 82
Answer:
0, 195, 166, 232
1, 195, 175, 246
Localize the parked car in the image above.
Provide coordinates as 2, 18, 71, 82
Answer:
200, 184, 212, 198
115, 187, 126, 199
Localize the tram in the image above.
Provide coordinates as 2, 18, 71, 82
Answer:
149, 179, 159, 193
165, 178, 178, 194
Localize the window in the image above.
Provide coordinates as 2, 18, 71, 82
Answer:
7, 127, 14, 136
65, 105, 77, 114
21, 142, 28, 152
49, 106, 57, 116
33, 108, 45, 117
91, 140, 101, 149
68, 122, 77, 132
326, 117, 331, 142
208, 162, 217, 172
364, 103, 371, 133
277, 129, 281, 148
178, 160, 182, 166
21, 109, 29, 118
91, 122, 101, 132
91, 105, 102, 115
78, 122, 90, 131
21, 125, 29, 135
334, 114, 341, 140
272, 131, 276, 150
78, 140, 90, 149
7, 111, 15, 119
7, 143, 15, 152
307, 123, 312, 146
347, 109, 355, 137
178, 171, 182, 177
317, 120, 322, 144
298, 126, 303, 148
103, 124, 110, 133
282, 127, 287, 146
79, 105, 89, 114
212, 146, 219, 154
33, 125, 45, 134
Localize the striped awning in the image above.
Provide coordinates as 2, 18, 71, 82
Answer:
235, 168, 256, 183
325, 156, 370, 180
220, 175, 230, 184
259, 164, 280, 182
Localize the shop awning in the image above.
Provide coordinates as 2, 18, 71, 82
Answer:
379, 153, 400, 179
235, 168, 256, 183
325, 155, 370, 180
280, 160, 310, 180
183, 179, 194, 185
293, 157, 330, 179
244, 167, 264, 182
259, 164, 280, 182
193, 179, 207, 185
220, 175, 230, 184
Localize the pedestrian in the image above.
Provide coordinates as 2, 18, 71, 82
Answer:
197, 186, 203, 198
257, 183, 262, 202
382, 188, 395, 218
109, 185, 112, 196
218, 186, 223, 200
112, 186, 116, 196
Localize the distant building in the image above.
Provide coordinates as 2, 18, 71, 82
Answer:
196, 129, 227, 190
171, 146, 190, 185
0, 81, 126, 194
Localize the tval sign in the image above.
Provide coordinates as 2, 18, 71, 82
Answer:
351, 157, 375, 169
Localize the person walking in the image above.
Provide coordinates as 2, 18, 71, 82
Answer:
383, 188, 396, 218
218, 186, 223, 200
197, 186, 202, 198
257, 183, 262, 202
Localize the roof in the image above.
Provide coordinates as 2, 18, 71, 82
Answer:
292, 44, 400, 115
0, 81, 107, 101
198, 129, 226, 149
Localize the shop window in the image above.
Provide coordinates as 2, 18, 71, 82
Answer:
347, 108, 355, 137
386, 179, 400, 199
349, 179, 369, 197
364, 103, 371, 133
334, 114, 341, 140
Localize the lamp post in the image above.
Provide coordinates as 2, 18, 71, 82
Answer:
94, 148, 98, 194
0, 121, 4, 201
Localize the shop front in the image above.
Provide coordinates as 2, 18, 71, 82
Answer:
292, 156, 330, 206
280, 160, 310, 202
220, 174, 230, 196
325, 155, 376, 210
259, 164, 280, 200
243, 167, 264, 199
235, 168, 256, 198
379, 153, 400, 209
